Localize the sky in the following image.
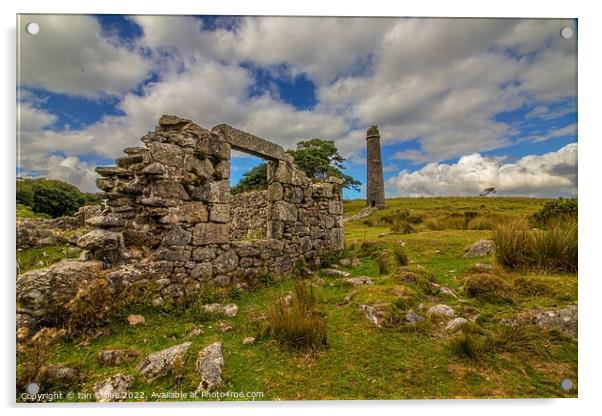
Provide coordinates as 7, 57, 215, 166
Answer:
17, 15, 577, 199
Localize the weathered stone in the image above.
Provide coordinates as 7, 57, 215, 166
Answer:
242, 336, 255, 345
77, 229, 122, 251
127, 314, 145, 326
151, 180, 190, 200
464, 240, 495, 258
471, 262, 494, 273
217, 320, 233, 333
203, 303, 238, 317
343, 276, 374, 286
195, 341, 224, 392
365, 126, 385, 207
359, 303, 390, 328
148, 142, 187, 167
267, 182, 284, 201
153, 247, 191, 262
160, 202, 209, 224
98, 349, 139, 366
192, 180, 230, 203
141, 162, 166, 176
159, 114, 191, 127
445, 317, 468, 332
404, 311, 425, 325
94, 373, 134, 402
192, 246, 217, 261
192, 223, 229, 245
322, 268, 351, 278
272, 200, 298, 222
428, 304, 455, 317
212, 124, 287, 161
85, 215, 127, 228
162, 226, 192, 246
209, 203, 230, 223
38, 364, 78, 385
137, 342, 192, 382
190, 262, 213, 279
16, 260, 103, 321
213, 250, 239, 274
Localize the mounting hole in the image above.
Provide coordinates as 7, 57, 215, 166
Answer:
560, 26, 573, 40
25, 22, 40, 35
560, 378, 573, 391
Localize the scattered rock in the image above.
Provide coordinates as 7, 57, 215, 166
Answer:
463, 240, 495, 258
98, 349, 139, 366
217, 320, 233, 333
339, 258, 351, 266
38, 364, 78, 385
350, 258, 362, 268
322, 268, 351, 278
196, 341, 224, 392
342, 276, 374, 286
93, 373, 134, 402
507, 304, 578, 339
471, 262, 494, 273
242, 336, 255, 345
438, 286, 457, 298
16, 260, 103, 324
203, 303, 238, 317
404, 310, 425, 324
359, 303, 390, 328
445, 317, 468, 332
127, 314, 145, 326
137, 342, 191, 382
185, 327, 204, 338
428, 304, 455, 317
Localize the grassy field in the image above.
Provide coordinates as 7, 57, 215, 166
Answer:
17, 197, 577, 401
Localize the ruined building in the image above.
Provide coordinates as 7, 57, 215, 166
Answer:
365, 125, 385, 207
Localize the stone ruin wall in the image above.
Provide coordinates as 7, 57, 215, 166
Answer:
229, 191, 269, 240
80, 115, 344, 303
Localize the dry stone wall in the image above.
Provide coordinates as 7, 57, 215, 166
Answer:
79, 115, 343, 303
229, 191, 268, 240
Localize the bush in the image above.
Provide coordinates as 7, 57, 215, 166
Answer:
531, 198, 577, 228
375, 251, 391, 274
449, 333, 480, 360
392, 244, 409, 266
513, 276, 551, 296
464, 273, 512, 303
65, 278, 115, 338
17, 178, 100, 218
266, 282, 327, 350
16, 328, 65, 389
493, 219, 577, 273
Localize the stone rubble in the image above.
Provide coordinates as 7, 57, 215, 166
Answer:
196, 341, 224, 392
93, 373, 134, 402
136, 342, 191, 382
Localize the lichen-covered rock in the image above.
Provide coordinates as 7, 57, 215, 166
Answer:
322, 268, 351, 278
342, 276, 374, 286
195, 342, 224, 392
16, 260, 103, 323
359, 303, 390, 328
428, 304, 455, 317
445, 317, 468, 332
98, 349, 139, 366
202, 303, 238, 317
38, 364, 78, 385
463, 240, 495, 258
137, 342, 191, 382
404, 310, 425, 324
93, 373, 134, 402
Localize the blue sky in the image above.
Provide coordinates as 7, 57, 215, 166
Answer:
17, 15, 577, 198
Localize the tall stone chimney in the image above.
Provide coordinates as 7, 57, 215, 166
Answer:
366, 125, 385, 207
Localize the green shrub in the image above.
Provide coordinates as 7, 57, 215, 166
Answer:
375, 251, 391, 274
531, 198, 577, 228
266, 282, 327, 350
65, 278, 115, 338
16, 178, 100, 218
494, 219, 577, 273
464, 273, 512, 303
392, 244, 409, 266
449, 333, 480, 360
513, 276, 551, 296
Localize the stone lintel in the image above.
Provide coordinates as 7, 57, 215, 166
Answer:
211, 124, 288, 161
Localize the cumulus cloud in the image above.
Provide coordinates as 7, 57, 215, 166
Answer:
18, 15, 150, 97
16, 16, 578, 196
386, 143, 577, 197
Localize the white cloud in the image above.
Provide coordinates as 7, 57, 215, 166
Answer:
386, 143, 577, 197
19, 15, 151, 97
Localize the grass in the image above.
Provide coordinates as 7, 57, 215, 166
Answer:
17, 197, 578, 401
17, 244, 80, 274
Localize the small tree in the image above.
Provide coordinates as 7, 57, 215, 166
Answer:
232, 138, 361, 193
479, 187, 497, 197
